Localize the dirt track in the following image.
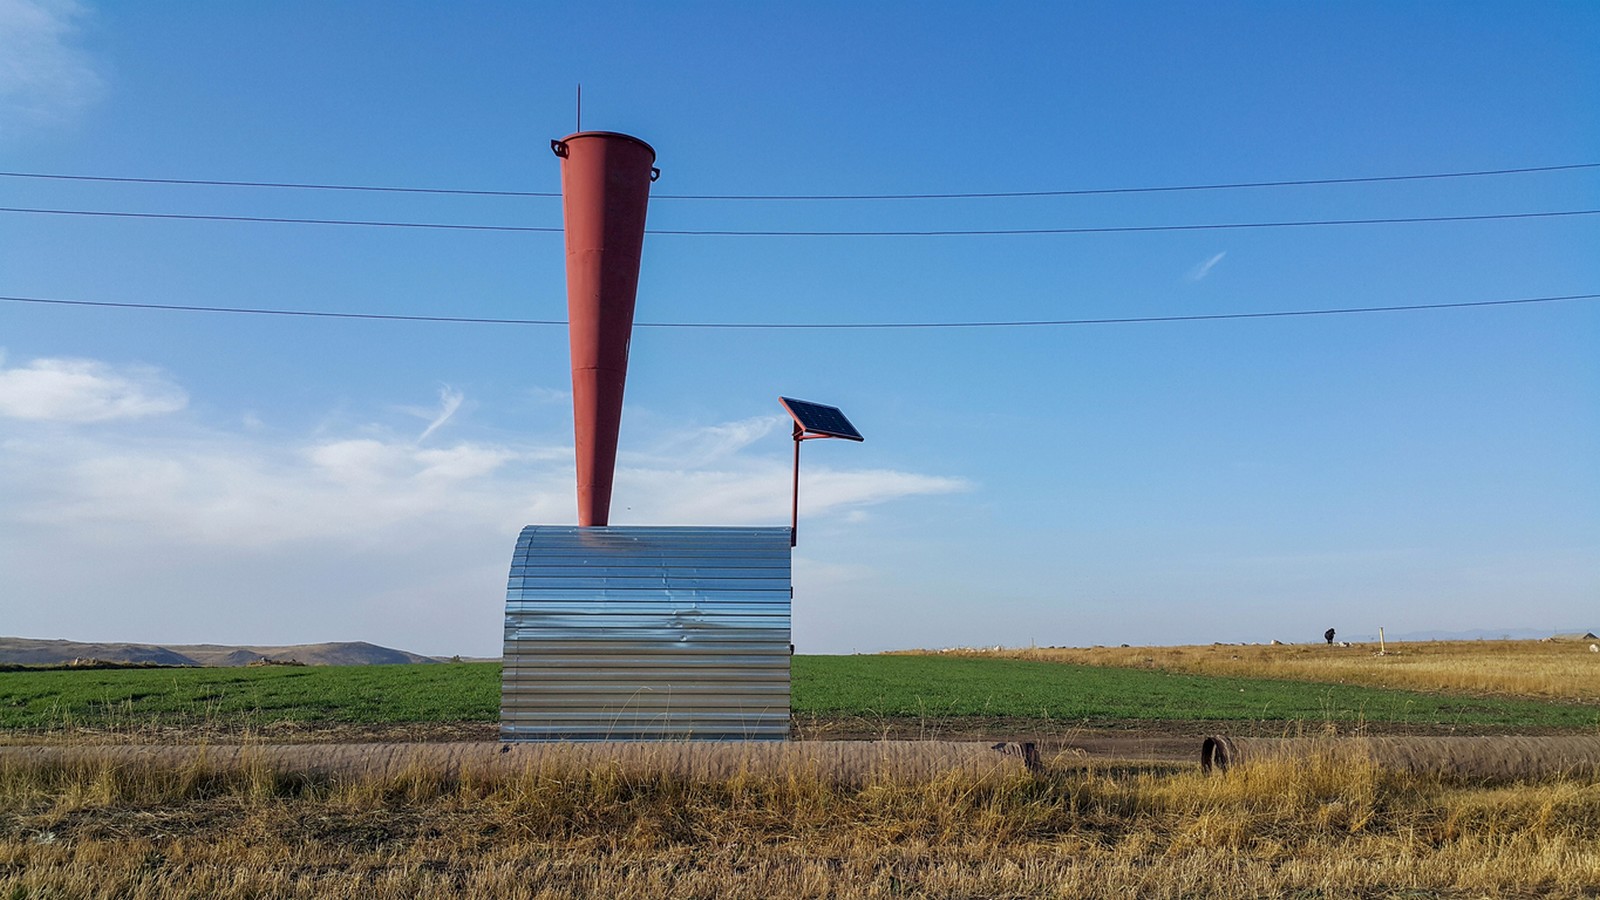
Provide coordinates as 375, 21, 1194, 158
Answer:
7, 715, 1588, 765
796, 715, 1597, 764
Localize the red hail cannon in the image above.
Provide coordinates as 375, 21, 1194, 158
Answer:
551, 131, 658, 526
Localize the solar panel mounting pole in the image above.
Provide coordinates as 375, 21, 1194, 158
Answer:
779, 397, 864, 548
791, 423, 802, 546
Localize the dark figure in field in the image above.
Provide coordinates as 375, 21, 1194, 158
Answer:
1324, 628, 1336, 645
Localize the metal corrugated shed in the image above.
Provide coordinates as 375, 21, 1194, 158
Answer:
501, 525, 792, 741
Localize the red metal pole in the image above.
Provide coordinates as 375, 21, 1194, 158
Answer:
790, 423, 802, 547
553, 131, 657, 526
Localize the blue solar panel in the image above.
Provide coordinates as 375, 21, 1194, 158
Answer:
779, 397, 864, 441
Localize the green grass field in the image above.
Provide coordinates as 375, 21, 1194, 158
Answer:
792, 655, 1599, 727
0, 663, 500, 730
2, 655, 1596, 731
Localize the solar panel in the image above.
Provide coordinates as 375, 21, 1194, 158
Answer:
779, 397, 864, 442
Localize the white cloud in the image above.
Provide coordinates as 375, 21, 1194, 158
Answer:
415, 444, 520, 482
1186, 251, 1227, 282
308, 438, 415, 486
5, 427, 555, 550
0, 366, 968, 653
2, 398, 960, 543
611, 461, 966, 525
0, 356, 187, 422
626, 414, 782, 468
804, 468, 968, 511
0, 0, 103, 131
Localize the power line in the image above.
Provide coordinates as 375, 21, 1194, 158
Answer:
660, 162, 1600, 201
0, 294, 560, 325
3, 292, 1594, 329
3, 205, 1596, 236
0, 206, 558, 233
650, 210, 1600, 236
0, 171, 554, 198
1, 161, 1596, 201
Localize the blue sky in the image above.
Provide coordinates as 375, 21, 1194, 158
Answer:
1, 0, 1595, 656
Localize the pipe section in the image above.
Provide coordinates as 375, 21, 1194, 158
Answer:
552, 131, 657, 526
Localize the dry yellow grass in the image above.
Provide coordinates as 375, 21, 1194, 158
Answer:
975, 638, 1600, 701
3, 746, 1600, 897
0, 740, 1033, 787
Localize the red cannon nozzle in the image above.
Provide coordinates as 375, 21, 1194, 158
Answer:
552, 131, 657, 527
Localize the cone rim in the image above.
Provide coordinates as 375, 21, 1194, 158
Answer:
557, 131, 656, 161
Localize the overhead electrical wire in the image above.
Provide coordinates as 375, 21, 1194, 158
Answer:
662, 162, 1600, 200
650, 210, 1596, 236
0, 161, 1595, 201
3, 292, 1594, 329
5, 165, 1591, 326
0, 206, 561, 233
2, 205, 1596, 236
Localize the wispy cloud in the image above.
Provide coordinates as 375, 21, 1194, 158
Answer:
0, 356, 187, 422
1186, 251, 1227, 282
609, 413, 967, 523
408, 386, 464, 443
612, 462, 966, 525
0, 0, 104, 132
625, 414, 783, 468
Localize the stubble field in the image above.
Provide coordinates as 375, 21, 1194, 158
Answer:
979, 637, 1600, 701
3, 641, 1598, 897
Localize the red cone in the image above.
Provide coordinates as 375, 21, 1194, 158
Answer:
552, 131, 656, 526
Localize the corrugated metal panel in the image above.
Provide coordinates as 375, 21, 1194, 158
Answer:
501, 525, 792, 741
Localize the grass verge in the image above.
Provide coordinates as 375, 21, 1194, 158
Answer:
2, 747, 1599, 898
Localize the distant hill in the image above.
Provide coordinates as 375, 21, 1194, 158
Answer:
0, 637, 445, 668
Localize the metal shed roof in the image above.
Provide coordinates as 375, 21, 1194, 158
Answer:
501, 525, 792, 741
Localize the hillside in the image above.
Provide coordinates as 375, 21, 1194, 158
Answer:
0, 637, 443, 668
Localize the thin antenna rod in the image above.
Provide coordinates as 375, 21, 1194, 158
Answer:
576, 84, 582, 132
